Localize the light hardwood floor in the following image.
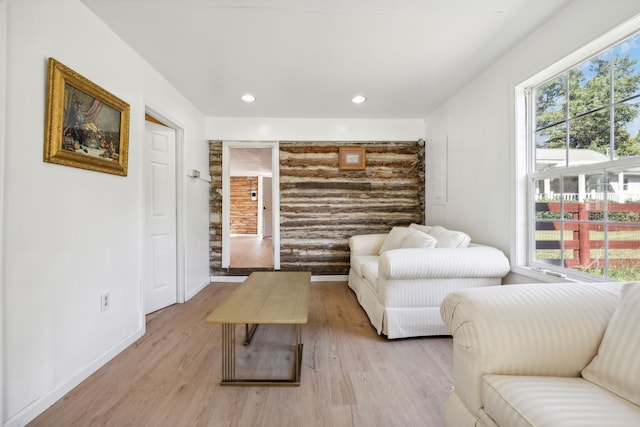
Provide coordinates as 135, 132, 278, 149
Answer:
29, 281, 453, 427
230, 236, 273, 268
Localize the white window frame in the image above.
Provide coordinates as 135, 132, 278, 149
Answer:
514, 16, 640, 282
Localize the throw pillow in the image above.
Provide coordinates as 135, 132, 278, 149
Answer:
581, 282, 640, 406
409, 223, 434, 234
378, 227, 414, 254
400, 228, 437, 249
428, 226, 471, 248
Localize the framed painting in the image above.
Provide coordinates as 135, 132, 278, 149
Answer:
44, 58, 130, 176
339, 147, 366, 170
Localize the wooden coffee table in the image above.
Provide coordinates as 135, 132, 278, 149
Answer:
205, 271, 311, 386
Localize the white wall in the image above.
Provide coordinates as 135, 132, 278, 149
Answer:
424, 1, 640, 269
206, 117, 425, 141
0, 2, 8, 424
1, 1, 209, 425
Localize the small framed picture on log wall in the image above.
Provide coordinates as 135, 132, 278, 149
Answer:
339, 147, 366, 170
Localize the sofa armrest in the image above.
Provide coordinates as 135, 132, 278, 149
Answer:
379, 246, 510, 280
348, 233, 387, 257
440, 281, 622, 415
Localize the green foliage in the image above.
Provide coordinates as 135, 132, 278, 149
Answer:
535, 49, 640, 157
581, 265, 640, 281
588, 210, 640, 222
536, 211, 572, 220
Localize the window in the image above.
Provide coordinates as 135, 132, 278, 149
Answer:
524, 31, 640, 282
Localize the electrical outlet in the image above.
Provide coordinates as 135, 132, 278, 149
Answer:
101, 292, 110, 312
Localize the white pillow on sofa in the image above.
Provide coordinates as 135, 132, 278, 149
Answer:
428, 226, 471, 248
409, 223, 434, 234
378, 226, 437, 253
400, 228, 437, 249
581, 281, 640, 406
378, 227, 414, 254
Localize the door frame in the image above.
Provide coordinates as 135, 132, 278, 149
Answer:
144, 106, 185, 305
222, 141, 280, 269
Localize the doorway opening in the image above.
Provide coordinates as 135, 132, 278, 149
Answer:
222, 142, 280, 272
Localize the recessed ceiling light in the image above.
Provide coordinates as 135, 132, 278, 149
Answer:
352, 95, 367, 104
241, 94, 256, 103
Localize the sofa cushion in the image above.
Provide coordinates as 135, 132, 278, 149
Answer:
483, 374, 640, 427
400, 228, 437, 249
378, 227, 414, 254
350, 255, 379, 278
582, 281, 640, 406
428, 226, 471, 248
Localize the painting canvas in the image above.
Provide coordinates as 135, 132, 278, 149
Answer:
44, 58, 130, 176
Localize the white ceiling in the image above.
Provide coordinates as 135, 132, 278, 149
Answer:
81, 0, 571, 119
230, 147, 272, 176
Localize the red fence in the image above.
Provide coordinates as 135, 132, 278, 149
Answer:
536, 202, 640, 268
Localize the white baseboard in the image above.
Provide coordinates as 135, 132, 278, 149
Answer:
5, 327, 145, 427
311, 275, 348, 282
210, 275, 246, 282
210, 274, 348, 282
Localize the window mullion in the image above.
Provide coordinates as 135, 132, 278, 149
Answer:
526, 89, 537, 267
564, 74, 570, 167
604, 170, 610, 277
609, 53, 615, 160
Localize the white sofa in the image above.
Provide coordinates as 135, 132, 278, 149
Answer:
347, 224, 510, 338
440, 281, 640, 427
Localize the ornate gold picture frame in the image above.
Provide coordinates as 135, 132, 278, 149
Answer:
339, 147, 366, 170
44, 58, 130, 176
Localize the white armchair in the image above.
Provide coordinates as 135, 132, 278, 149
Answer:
440, 281, 640, 427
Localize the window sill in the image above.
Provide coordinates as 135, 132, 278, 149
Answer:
511, 265, 615, 284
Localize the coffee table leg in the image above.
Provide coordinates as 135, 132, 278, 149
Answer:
245, 323, 259, 345
294, 324, 302, 382
221, 323, 235, 382
220, 323, 304, 386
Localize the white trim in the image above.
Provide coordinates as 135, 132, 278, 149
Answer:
222, 145, 230, 268
210, 275, 246, 283
271, 143, 281, 269
222, 141, 280, 270
513, 15, 640, 282
257, 175, 264, 237
310, 275, 349, 282
210, 275, 349, 282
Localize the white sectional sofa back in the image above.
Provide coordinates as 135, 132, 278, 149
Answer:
348, 224, 510, 339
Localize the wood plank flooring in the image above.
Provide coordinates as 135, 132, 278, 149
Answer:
230, 236, 273, 268
28, 281, 453, 427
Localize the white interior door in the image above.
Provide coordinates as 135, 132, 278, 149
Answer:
144, 122, 177, 314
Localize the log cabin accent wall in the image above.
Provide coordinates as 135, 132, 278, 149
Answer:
230, 176, 259, 234
209, 142, 223, 273
209, 140, 425, 276
279, 141, 424, 275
